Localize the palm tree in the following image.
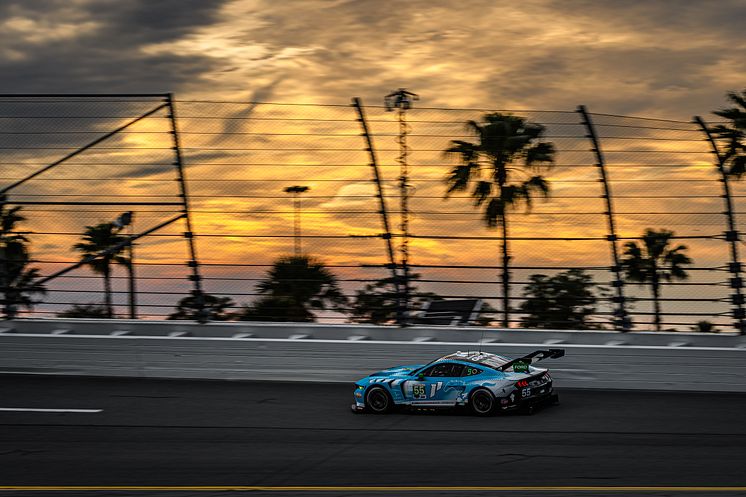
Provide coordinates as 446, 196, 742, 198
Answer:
692, 320, 716, 333
0, 198, 45, 318
444, 113, 555, 327
56, 304, 110, 318
168, 293, 236, 321
621, 229, 692, 331
518, 269, 599, 330
238, 255, 347, 321
350, 273, 441, 325
72, 223, 129, 318
711, 89, 746, 178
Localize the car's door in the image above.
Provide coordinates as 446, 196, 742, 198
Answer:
406, 362, 465, 406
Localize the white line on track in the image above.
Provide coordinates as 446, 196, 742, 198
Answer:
0, 408, 102, 413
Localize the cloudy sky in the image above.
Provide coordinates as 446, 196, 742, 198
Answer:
1, 0, 744, 118
1, 0, 744, 327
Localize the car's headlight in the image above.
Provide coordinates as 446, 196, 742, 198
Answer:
354, 384, 365, 398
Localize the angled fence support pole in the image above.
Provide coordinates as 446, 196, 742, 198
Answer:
695, 116, 745, 334
35, 214, 186, 285
0, 95, 170, 320
166, 94, 206, 322
352, 97, 403, 326
0, 102, 170, 197
577, 106, 629, 331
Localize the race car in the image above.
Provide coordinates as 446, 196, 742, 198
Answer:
351, 349, 564, 416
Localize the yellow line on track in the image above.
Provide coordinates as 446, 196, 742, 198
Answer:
2, 487, 746, 492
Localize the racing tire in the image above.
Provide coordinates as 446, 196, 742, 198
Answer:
469, 388, 496, 416
365, 386, 393, 414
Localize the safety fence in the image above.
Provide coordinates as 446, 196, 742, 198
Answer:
0, 94, 742, 331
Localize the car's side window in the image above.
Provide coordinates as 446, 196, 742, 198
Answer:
425, 363, 464, 377
462, 365, 483, 377
420, 365, 439, 377
449, 364, 465, 377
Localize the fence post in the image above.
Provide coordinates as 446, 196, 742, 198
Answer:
695, 116, 745, 334
577, 106, 630, 331
166, 94, 206, 323
352, 98, 403, 325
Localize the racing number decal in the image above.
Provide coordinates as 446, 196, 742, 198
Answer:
411, 382, 443, 400
413, 384, 426, 399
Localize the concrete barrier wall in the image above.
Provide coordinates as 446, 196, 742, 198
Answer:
2, 332, 745, 392
4, 318, 746, 347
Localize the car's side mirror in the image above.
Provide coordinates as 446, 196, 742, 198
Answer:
417, 373, 426, 381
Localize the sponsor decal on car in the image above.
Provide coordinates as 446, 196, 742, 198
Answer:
512, 360, 530, 373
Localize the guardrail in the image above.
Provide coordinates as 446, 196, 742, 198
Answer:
2, 319, 745, 392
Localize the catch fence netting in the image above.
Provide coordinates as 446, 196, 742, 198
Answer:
0, 95, 738, 330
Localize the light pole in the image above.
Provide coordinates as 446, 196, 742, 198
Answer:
113, 211, 136, 319
385, 88, 418, 326
284, 186, 309, 257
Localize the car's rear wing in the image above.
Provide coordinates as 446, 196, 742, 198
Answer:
498, 349, 565, 373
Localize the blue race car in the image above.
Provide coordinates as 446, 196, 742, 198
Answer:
351, 349, 564, 416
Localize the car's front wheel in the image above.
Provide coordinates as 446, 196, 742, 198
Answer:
365, 386, 393, 414
469, 388, 496, 416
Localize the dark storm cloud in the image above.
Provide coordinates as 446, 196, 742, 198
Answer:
1, 0, 742, 117
556, 0, 746, 39
0, 0, 231, 93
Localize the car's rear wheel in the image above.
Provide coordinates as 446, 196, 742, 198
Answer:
469, 388, 496, 416
365, 386, 393, 414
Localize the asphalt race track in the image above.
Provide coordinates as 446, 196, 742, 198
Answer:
1, 375, 745, 497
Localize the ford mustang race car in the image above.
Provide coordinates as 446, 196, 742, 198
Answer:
351, 349, 564, 416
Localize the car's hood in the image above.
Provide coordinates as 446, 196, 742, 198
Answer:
367, 364, 423, 378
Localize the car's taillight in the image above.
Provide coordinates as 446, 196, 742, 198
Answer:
516, 380, 529, 388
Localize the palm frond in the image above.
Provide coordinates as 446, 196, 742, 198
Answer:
500, 184, 526, 206
642, 229, 674, 259
727, 155, 746, 178
483, 198, 503, 228
472, 180, 492, 205
726, 89, 746, 111
464, 120, 483, 138
444, 140, 479, 162
524, 175, 550, 198
525, 141, 556, 167
445, 163, 479, 196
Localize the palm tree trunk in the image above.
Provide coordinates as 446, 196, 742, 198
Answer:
651, 273, 661, 332
500, 215, 510, 328
103, 261, 113, 319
